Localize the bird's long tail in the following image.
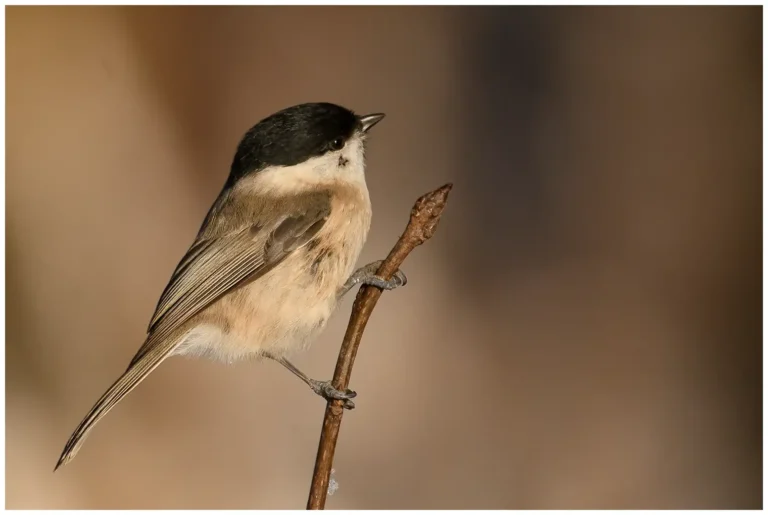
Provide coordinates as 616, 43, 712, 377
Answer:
54, 335, 179, 471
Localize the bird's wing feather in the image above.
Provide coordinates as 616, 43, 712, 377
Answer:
131, 198, 331, 367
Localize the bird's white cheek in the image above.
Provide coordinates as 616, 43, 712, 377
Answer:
337, 140, 367, 183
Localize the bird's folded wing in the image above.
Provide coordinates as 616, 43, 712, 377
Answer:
128, 200, 330, 368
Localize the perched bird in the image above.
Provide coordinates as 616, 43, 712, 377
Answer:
55, 102, 405, 470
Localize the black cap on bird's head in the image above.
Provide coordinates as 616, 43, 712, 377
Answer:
229, 102, 385, 182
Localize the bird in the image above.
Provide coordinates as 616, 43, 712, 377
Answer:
55, 102, 405, 470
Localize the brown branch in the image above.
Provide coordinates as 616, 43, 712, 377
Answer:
306, 183, 454, 510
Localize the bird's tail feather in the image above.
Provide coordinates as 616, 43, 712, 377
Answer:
54, 336, 178, 471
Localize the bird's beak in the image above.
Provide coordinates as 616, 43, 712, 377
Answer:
358, 113, 386, 133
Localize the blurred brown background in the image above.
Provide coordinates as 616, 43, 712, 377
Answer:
6, 5, 761, 509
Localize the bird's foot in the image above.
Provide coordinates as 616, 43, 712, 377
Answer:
340, 260, 408, 296
309, 379, 357, 410
361, 272, 407, 291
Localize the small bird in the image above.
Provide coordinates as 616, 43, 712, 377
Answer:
55, 102, 405, 470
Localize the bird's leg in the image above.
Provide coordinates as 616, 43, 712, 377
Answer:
264, 353, 357, 409
338, 260, 408, 298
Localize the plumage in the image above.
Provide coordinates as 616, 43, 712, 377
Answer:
55, 103, 380, 470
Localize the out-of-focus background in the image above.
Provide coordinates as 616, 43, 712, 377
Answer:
6, 6, 761, 509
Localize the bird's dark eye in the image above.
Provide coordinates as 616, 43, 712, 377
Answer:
329, 137, 345, 151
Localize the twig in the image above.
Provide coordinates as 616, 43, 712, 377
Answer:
306, 183, 454, 510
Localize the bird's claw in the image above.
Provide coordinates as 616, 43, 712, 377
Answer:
309, 379, 357, 410
360, 260, 407, 291
361, 270, 407, 291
